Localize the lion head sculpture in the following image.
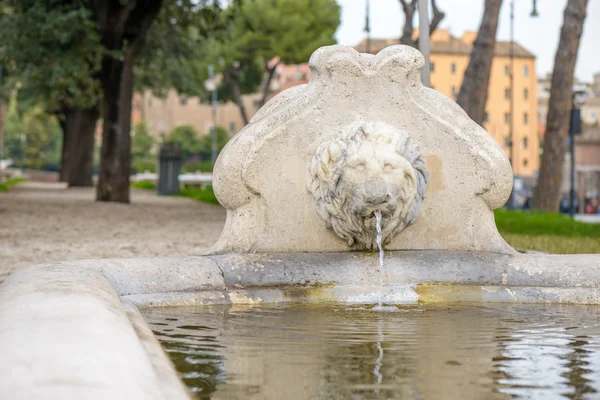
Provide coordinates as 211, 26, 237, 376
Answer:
307, 121, 428, 249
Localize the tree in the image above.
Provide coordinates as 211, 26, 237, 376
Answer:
215, 0, 341, 124
398, 0, 445, 47
0, 1, 103, 186
455, 0, 503, 125
532, 0, 588, 211
93, 0, 163, 203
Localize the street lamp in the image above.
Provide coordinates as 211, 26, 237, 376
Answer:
569, 91, 585, 217
204, 65, 218, 171
506, 0, 538, 209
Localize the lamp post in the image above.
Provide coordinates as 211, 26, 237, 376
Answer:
205, 65, 218, 170
569, 92, 584, 217
506, 0, 538, 209
417, 0, 431, 87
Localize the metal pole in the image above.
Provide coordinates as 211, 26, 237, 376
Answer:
364, 0, 371, 53
208, 65, 217, 170
418, 0, 431, 87
506, 0, 516, 209
569, 116, 576, 217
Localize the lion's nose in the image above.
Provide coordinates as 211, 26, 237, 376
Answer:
364, 181, 388, 205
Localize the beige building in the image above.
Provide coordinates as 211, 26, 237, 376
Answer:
131, 90, 260, 141
356, 30, 539, 177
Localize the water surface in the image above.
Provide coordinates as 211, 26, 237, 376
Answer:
144, 303, 600, 400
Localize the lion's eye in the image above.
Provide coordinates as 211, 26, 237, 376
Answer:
383, 163, 395, 172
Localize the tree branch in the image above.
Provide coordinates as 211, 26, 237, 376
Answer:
259, 59, 280, 108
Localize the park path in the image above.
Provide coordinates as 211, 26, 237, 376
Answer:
0, 182, 226, 282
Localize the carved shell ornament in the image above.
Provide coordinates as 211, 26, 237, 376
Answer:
308, 121, 429, 249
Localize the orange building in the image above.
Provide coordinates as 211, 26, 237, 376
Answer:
355, 30, 539, 177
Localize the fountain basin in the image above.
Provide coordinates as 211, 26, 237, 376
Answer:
0, 252, 599, 398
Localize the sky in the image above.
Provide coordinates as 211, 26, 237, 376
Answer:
335, 0, 600, 82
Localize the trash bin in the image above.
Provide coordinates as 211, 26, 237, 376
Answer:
157, 143, 182, 195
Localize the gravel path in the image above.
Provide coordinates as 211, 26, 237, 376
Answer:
0, 182, 226, 282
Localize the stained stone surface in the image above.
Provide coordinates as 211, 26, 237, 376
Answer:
212, 45, 514, 254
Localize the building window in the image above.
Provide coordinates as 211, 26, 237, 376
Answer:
504, 113, 510, 124
523, 158, 528, 167
229, 122, 236, 133
484, 112, 489, 123
523, 112, 529, 125
451, 86, 457, 97
505, 65, 510, 76
179, 96, 188, 106
590, 112, 597, 121
523, 65, 529, 76
451, 63, 456, 74
524, 88, 529, 99
430, 62, 435, 72
522, 137, 528, 149
504, 88, 510, 99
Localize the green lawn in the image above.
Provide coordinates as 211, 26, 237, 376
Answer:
179, 186, 219, 205
0, 177, 26, 192
131, 180, 219, 205
131, 180, 156, 190
494, 209, 600, 254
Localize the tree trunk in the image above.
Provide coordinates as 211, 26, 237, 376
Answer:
398, 0, 445, 47
224, 69, 249, 125
95, 0, 162, 203
399, 0, 417, 46
258, 60, 280, 108
532, 0, 588, 212
60, 107, 99, 187
455, 0, 503, 125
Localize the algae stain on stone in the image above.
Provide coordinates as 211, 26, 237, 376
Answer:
282, 284, 335, 302
415, 284, 485, 303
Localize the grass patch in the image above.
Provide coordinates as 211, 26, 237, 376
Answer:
495, 209, 600, 254
0, 177, 26, 192
179, 185, 219, 205
131, 180, 156, 190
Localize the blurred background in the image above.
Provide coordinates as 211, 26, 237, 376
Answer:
0, 0, 598, 279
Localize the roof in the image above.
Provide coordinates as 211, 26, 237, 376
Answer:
354, 35, 535, 59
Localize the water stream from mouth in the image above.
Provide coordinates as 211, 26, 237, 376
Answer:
371, 211, 398, 312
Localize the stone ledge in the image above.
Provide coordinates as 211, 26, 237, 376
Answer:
1, 250, 599, 399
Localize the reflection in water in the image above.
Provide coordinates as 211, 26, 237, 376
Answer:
144, 303, 600, 400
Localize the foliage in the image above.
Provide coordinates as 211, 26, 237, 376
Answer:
165, 124, 202, 160
0, 1, 102, 110
131, 121, 156, 173
131, 181, 156, 190
3, 88, 61, 170
211, 0, 340, 107
21, 106, 62, 170
3, 88, 24, 163
495, 210, 600, 254
198, 126, 229, 160
179, 185, 219, 204
182, 160, 213, 173
0, 177, 26, 192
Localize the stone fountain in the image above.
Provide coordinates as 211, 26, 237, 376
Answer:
0, 45, 598, 399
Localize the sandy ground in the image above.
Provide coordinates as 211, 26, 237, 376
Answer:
0, 182, 226, 282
